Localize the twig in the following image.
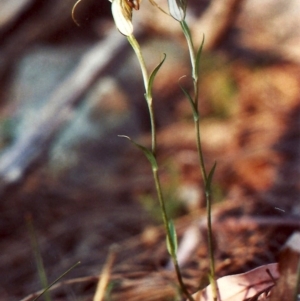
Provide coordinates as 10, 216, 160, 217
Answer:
0, 28, 129, 189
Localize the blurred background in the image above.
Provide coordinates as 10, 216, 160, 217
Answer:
1, 0, 300, 300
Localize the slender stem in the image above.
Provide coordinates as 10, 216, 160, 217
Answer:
180, 21, 197, 84
127, 35, 149, 92
205, 190, 217, 299
127, 35, 156, 153
195, 110, 217, 300
153, 169, 194, 301
181, 19, 218, 301
127, 32, 193, 300
148, 101, 156, 155
194, 106, 217, 299
152, 169, 169, 233
195, 118, 207, 182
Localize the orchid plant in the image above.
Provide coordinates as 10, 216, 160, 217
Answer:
107, 0, 218, 299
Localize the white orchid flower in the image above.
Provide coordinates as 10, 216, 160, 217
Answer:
110, 0, 134, 36
167, 0, 186, 21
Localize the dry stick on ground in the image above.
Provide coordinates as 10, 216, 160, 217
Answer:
0, 28, 128, 189
19, 276, 99, 301
93, 246, 117, 301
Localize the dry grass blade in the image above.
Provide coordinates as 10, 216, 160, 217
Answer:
93, 245, 118, 301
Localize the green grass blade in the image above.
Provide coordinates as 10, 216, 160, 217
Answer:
206, 162, 217, 191
32, 261, 81, 301
166, 220, 178, 256
118, 135, 158, 170
195, 35, 205, 77
179, 84, 199, 121
26, 214, 51, 301
146, 54, 166, 99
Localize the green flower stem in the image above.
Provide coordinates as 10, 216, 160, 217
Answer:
127, 34, 156, 153
127, 35, 149, 91
153, 168, 194, 301
127, 33, 193, 300
195, 110, 217, 301
180, 20, 218, 301
180, 21, 197, 87
194, 115, 207, 183
147, 101, 156, 155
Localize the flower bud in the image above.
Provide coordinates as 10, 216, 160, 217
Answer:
168, 0, 186, 21
110, 0, 134, 36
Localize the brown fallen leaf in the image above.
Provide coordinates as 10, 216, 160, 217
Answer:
192, 263, 278, 301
